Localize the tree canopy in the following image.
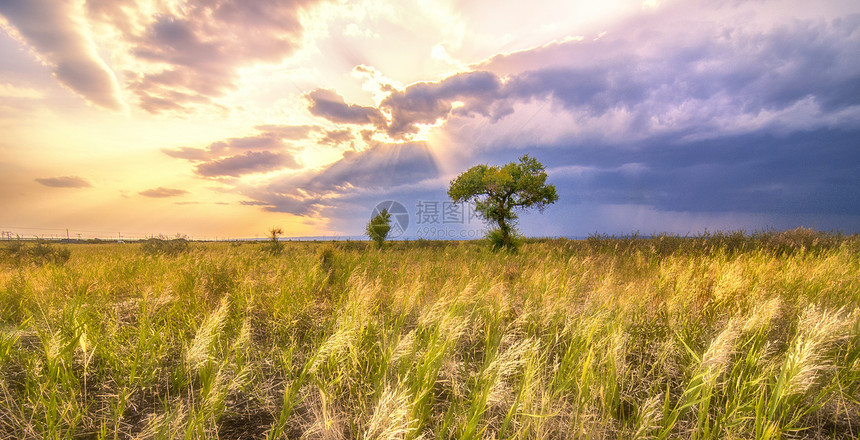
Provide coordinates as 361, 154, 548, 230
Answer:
448, 154, 558, 249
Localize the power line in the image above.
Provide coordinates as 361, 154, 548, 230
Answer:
0, 225, 154, 236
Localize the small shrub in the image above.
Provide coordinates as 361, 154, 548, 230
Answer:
1, 240, 26, 263
140, 235, 190, 256
29, 240, 71, 264
762, 226, 841, 255
201, 262, 237, 300
265, 227, 284, 255
366, 209, 391, 249
1, 239, 70, 266
319, 246, 335, 273
486, 227, 521, 252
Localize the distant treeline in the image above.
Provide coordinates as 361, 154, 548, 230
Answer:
1, 227, 856, 256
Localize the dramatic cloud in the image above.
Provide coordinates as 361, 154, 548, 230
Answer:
319, 129, 353, 146
208, 134, 288, 153
254, 125, 318, 140
196, 150, 300, 177
6, 0, 858, 238
298, 142, 437, 192
35, 176, 92, 188
157, 1, 860, 234
306, 89, 386, 125
139, 187, 189, 198
338, 12, 860, 144
495, 13, 860, 139
163, 126, 311, 162
244, 142, 438, 215
1, 0, 323, 112
0, 0, 122, 109
460, 125, 860, 221
380, 71, 509, 138
120, 0, 322, 112
162, 147, 212, 162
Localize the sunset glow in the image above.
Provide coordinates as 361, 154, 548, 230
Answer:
1, 0, 858, 239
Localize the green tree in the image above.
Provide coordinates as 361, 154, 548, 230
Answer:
448, 154, 558, 250
366, 209, 392, 249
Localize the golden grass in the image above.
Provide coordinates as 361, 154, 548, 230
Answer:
0, 233, 857, 439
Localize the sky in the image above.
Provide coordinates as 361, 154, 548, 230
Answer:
1, 0, 859, 240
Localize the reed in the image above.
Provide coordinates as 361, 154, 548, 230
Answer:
0, 232, 856, 438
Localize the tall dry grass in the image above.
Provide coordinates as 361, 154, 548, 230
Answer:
0, 232, 857, 439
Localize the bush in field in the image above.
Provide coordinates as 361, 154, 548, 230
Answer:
140, 235, 190, 256
762, 226, 842, 254
448, 154, 558, 250
28, 240, 71, 265
486, 226, 522, 252
1, 240, 26, 263
366, 209, 391, 249
265, 227, 284, 255
1, 239, 70, 266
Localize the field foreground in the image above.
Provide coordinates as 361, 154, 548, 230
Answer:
1, 232, 859, 439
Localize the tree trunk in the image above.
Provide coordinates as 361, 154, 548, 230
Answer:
497, 218, 510, 248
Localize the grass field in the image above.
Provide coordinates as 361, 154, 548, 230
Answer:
1, 230, 859, 439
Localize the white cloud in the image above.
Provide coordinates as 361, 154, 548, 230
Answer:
0, 0, 123, 109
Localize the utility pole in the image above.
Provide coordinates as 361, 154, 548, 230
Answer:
66, 228, 70, 240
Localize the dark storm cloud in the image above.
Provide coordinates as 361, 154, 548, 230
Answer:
504, 66, 647, 115
35, 175, 92, 188
244, 142, 438, 215
0, 0, 122, 109
139, 187, 188, 198
306, 89, 387, 125
722, 16, 860, 113
496, 14, 860, 131
642, 130, 860, 216
195, 150, 300, 177
483, 128, 860, 219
